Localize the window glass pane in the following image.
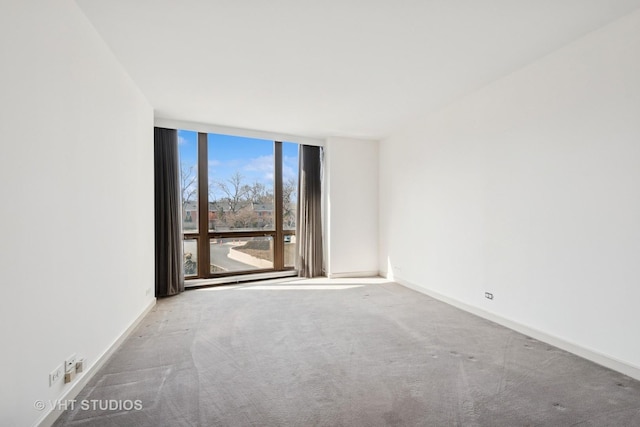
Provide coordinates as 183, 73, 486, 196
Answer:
208, 134, 274, 232
283, 142, 298, 230
284, 234, 296, 268
183, 239, 198, 276
210, 237, 273, 273
178, 130, 198, 232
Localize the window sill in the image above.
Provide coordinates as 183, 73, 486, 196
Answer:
185, 270, 298, 288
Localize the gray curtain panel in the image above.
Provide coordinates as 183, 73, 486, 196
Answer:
296, 145, 324, 277
154, 127, 184, 297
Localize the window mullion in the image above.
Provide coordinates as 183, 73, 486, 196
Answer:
274, 141, 284, 270
197, 132, 209, 278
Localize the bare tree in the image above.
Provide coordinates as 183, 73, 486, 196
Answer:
248, 181, 267, 203
180, 163, 197, 208
229, 208, 257, 229
216, 171, 250, 214
207, 184, 218, 207
283, 178, 297, 228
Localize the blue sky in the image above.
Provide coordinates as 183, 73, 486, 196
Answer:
178, 130, 298, 199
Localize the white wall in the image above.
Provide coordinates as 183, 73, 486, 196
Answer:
154, 117, 324, 148
325, 137, 379, 277
0, 1, 155, 426
379, 10, 640, 377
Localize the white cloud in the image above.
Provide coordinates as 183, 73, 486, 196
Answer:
283, 155, 298, 181
243, 155, 276, 182
208, 154, 296, 186
244, 155, 274, 173
283, 165, 296, 181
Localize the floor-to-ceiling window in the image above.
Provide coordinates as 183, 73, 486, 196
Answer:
178, 130, 298, 280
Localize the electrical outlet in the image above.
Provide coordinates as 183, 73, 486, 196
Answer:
485, 292, 494, 300
65, 354, 77, 373
64, 370, 76, 383
145, 287, 152, 296
49, 364, 63, 386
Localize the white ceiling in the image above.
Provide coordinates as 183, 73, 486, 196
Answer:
76, 0, 640, 140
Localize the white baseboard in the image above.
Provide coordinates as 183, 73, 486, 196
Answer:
36, 299, 156, 427
394, 276, 640, 382
328, 271, 379, 279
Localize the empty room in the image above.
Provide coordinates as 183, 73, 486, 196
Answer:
2, 0, 640, 426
